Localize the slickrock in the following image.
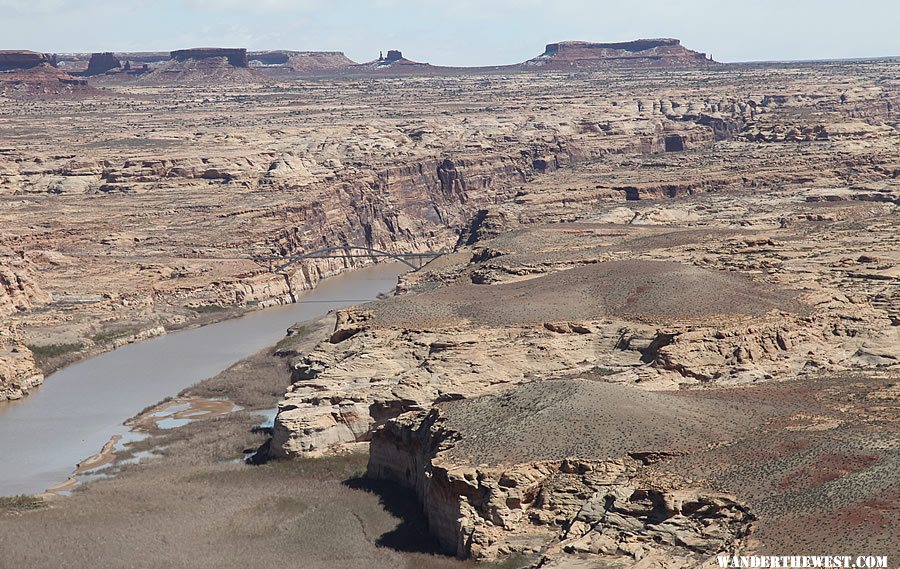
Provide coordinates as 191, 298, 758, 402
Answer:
258, 60, 896, 566
1, 59, 896, 409
0, 259, 49, 316
271, 221, 894, 457
0, 259, 49, 399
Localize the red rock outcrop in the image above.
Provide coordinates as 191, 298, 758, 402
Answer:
248, 51, 355, 75
170, 47, 249, 68
525, 38, 715, 69
0, 62, 90, 97
350, 49, 431, 73
141, 48, 259, 84
85, 52, 121, 76
0, 50, 54, 71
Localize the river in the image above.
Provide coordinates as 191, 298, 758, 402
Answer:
0, 263, 406, 496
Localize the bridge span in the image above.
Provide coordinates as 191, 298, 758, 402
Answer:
254, 246, 445, 272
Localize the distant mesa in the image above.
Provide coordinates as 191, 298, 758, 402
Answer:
139, 47, 261, 84
526, 38, 716, 68
0, 50, 57, 72
0, 50, 90, 97
170, 47, 249, 68
348, 49, 431, 73
248, 50, 355, 76
383, 50, 403, 63
85, 52, 121, 76
1, 37, 717, 87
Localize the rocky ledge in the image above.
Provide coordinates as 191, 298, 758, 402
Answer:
367, 380, 757, 565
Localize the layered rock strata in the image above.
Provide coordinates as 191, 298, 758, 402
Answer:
2, 60, 896, 401
368, 380, 757, 564
0, 324, 43, 400
0, 50, 55, 71
170, 48, 249, 67
526, 38, 715, 69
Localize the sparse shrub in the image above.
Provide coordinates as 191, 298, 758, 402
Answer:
27, 342, 84, 365
189, 304, 227, 314
0, 495, 46, 512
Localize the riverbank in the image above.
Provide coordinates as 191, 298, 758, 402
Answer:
0, 263, 408, 497
0, 324, 479, 569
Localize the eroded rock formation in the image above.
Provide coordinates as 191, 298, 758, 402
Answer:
526, 38, 715, 69
0, 50, 89, 96
85, 52, 121, 76
0, 50, 54, 71
140, 48, 258, 84
170, 47, 249, 67
368, 380, 758, 565
0, 324, 42, 401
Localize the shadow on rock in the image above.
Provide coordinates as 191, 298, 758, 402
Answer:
344, 475, 446, 555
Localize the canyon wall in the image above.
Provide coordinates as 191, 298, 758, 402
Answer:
0, 261, 50, 400
367, 383, 757, 564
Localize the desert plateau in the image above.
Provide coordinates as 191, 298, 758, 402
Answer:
0, 4, 897, 569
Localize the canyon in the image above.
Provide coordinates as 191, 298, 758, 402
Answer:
0, 38, 897, 569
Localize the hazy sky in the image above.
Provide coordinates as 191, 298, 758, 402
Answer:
1, 0, 897, 64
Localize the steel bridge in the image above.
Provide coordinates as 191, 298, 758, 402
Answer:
65, 246, 445, 273
254, 246, 445, 273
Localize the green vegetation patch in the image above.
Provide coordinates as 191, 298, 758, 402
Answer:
27, 342, 84, 364
274, 323, 316, 354
189, 304, 227, 314
0, 495, 47, 513
90, 327, 142, 346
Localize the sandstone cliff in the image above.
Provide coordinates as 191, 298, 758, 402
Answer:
0, 50, 55, 71
368, 380, 757, 565
140, 48, 257, 84
0, 324, 43, 401
248, 50, 355, 75
171, 48, 249, 67
526, 38, 715, 69
0, 259, 49, 400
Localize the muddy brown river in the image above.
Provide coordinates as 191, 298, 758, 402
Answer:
0, 263, 405, 496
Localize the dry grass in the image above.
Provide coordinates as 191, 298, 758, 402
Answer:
184, 318, 330, 410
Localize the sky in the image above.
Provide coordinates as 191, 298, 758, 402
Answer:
1, 0, 897, 65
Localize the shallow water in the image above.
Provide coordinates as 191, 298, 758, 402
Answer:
0, 263, 405, 496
